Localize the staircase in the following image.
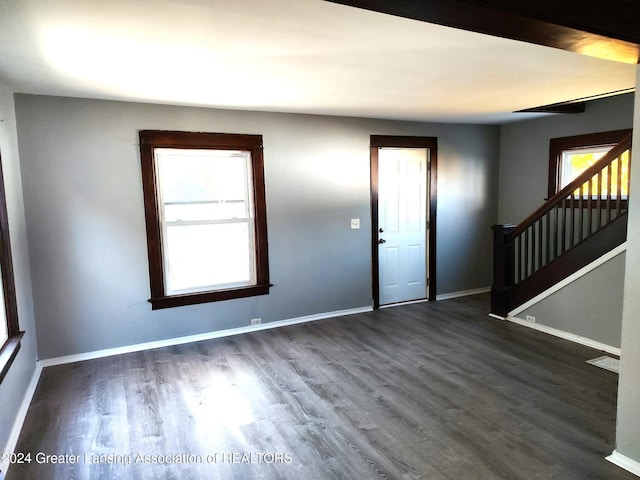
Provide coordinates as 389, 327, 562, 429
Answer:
491, 133, 632, 317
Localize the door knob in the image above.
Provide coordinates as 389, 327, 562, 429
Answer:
378, 238, 386, 244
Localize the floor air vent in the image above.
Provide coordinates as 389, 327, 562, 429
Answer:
586, 355, 620, 374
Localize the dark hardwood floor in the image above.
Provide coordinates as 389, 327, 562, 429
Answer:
6, 294, 635, 479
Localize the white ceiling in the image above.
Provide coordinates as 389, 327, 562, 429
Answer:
0, 0, 636, 124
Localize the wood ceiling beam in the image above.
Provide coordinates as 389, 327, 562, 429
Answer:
325, 0, 640, 64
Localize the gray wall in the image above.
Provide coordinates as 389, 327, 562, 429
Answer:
616, 67, 640, 463
0, 84, 38, 456
15, 95, 500, 360
519, 251, 625, 348
498, 93, 635, 224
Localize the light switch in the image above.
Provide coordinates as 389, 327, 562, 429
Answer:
350, 218, 360, 229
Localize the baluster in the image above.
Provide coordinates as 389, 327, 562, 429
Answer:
570, 193, 576, 248
531, 224, 536, 274
627, 148, 631, 205
524, 227, 529, 279
513, 236, 519, 283
587, 179, 595, 235
606, 162, 612, 223
537, 218, 542, 270
616, 155, 623, 217
528, 225, 533, 275
554, 205, 559, 260
560, 200, 566, 255
545, 210, 551, 266
517, 235, 523, 283
529, 225, 533, 275
578, 183, 584, 241
520, 232, 526, 282
596, 171, 602, 230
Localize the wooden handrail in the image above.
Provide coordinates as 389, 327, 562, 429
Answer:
510, 133, 632, 238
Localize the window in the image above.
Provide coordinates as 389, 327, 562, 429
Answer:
140, 131, 270, 309
548, 129, 632, 199
0, 151, 23, 384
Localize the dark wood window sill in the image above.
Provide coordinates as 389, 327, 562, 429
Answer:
0, 331, 25, 384
149, 284, 271, 310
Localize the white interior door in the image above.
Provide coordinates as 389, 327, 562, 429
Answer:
378, 147, 429, 305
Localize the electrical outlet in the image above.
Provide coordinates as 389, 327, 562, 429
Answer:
525, 315, 536, 323
350, 218, 360, 229
250, 318, 262, 326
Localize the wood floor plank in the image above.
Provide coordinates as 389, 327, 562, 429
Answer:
5, 294, 636, 480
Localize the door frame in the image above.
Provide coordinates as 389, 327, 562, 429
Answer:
370, 135, 437, 309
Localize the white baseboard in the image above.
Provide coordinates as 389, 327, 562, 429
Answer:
1, 362, 42, 478
510, 243, 626, 317
436, 287, 490, 301
607, 450, 640, 477
39, 306, 373, 367
505, 315, 620, 356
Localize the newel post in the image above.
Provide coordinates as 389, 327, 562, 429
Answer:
491, 224, 516, 317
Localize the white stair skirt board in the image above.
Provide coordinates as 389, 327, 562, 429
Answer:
587, 355, 620, 373
509, 243, 627, 318
607, 451, 640, 477
501, 315, 621, 356
436, 287, 490, 301
2, 363, 43, 479
38, 306, 373, 367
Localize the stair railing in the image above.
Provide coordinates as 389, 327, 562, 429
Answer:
491, 133, 632, 316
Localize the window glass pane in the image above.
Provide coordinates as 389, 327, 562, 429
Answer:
164, 223, 254, 293
0, 266, 7, 345
0, 320, 7, 346
561, 147, 629, 197
561, 147, 609, 186
156, 148, 249, 207
154, 148, 256, 294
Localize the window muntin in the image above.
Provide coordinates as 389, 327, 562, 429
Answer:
139, 131, 270, 310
